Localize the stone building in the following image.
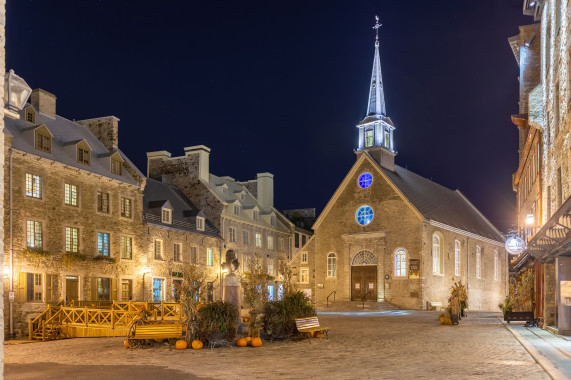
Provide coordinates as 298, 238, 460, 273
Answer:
2, 78, 223, 338
147, 147, 292, 302
510, 0, 571, 336
290, 23, 507, 311
281, 208, 315, 260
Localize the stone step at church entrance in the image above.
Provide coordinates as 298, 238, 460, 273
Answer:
319, 300, 399, 312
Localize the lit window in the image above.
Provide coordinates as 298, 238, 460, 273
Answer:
154, 240, 163, 260
356, 206, 373, 225
358, 173, 373, 188
234, 205, 240, 215
121, 198, 132, 218
476, 246, 481, 279
162, 208, 172, 224
121, 236, 132, 259
432, 234, 440, 274
64, 183, 78, 206
207, 248, 213, 266
26, 220, 43, 249
243, 230, 249, 245
26, 107, 35, 123
25, 173, 41, 198
77, 146, 90, 165
327, 253, 337, 277
267, 236, 274, 250
384, 128, 390, 148
255, 233, 262, 248
300, 268, 309, 284
98, 232, 110, 256
494, 251, 498, 281
395, 249, 406, 277
153, 278, 164, 302
174, 243, 182, 262
111, 159, 122, 175
301, 251, 308, 264
268, 259, 274, 275
229, 227, 236, 243
35, 130, 51, 153
66, 227, 79, 253
365, 128, 374, 147
454, 240, 461, 276
267, 285, 274, 301
196, 217, 205, 231
97, 192, 110, 213
26, 273, 43, 302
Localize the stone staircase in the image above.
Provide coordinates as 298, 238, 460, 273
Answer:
318, 300, 399, 312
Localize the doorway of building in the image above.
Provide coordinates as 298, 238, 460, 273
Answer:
351, 266, 377, 301
65, 276, 79, 303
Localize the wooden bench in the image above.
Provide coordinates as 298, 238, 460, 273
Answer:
504, 311, 538, 326
127, 321, 183, 348
295, 316, 329, 342
430, 302, 443, 311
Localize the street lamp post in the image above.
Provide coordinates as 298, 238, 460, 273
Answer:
141, 266, 151, 301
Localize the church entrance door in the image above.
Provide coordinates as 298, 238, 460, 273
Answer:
351, 266, 377, 301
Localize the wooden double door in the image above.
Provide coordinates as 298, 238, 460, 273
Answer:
351, 265, 377, 301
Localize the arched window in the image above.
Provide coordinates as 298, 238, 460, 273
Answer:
395, 249, 406, 277
356, 206, 373, 225
476, 246, 481, 278
327, 253, 337, 277
494, 250, 498, 281
454, 240, 461, 276
432, 234, 440, 274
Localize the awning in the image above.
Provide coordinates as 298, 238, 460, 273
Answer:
526, 195, 571, 261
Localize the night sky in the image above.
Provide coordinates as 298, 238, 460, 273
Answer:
7, 1, 532, 233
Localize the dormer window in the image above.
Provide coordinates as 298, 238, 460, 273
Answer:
271, 215, 276, 226
253, 211, 259, 221
25, 107, 35, 124
161, 208, 172, 224
196, 217, 205, 231
241, 193, 246, 200
234, 205, 241, 215
222, 186, 228, 195
34, 127, 51, 153
111, 158, 122, 175
76, 141, 91, 165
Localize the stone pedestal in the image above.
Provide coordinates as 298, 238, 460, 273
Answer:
223, 273, 241, 316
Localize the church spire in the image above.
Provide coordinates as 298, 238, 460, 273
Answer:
367, 16, 386, 117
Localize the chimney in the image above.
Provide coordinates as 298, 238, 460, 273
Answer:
256, 172, 274, 210
30, 88, 56, 117
363, 147, 396, 172
146, 150, 172, 178
184, 145, 211, 184
76, 116, 119, 151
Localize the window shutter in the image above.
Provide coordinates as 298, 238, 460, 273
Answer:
91, 277, 97, 301
16, 272, 27, 303
111, 278, 118, 301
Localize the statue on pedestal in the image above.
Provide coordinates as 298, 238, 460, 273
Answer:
222, 250, 241, 315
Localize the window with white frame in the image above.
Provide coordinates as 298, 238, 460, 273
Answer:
271, 215, 276, 226
243, 230, 249, 245
301, 251, 308, 264
162, 208, 172, 224
253, 211, 259, 221
395, 249, 406, 277
64, 183, 78, 206
494, 250, 498, 281
278, 238, 284, 252
454, 240, 461, 276
121, 198, 132, 218
26, 220, 43, 249
154, 239, 163, 260
98, 232, 110, 256
97, 192, 110, 213
267, 236, 274, 250
35, 129, 51, 153
121, 236, 132, 259
66, 227, 79, 253
174, 243, 182, 262
432, 234, 441, 274
327, 253, 337, 277
300, 268, 309, 284
207, 248, 213, 266
268, 258, 274, 275
243, 253, 250, 272
190, 246, 197, 264
229, 227, 236, 243
476, 246, 481, 279
111, 158, 123, 175
25, 173, 42, 198
234, 205, 240, 215
255, 233, 262, 248
196, 217, 205, 231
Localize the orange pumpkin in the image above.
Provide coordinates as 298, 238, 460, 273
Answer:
123, 339, 130, 348
236, 338, 248, 347
192, 340, 203, 349
245, 336, 252, 343
175, 340, 188, 350
314, 332, 323, 338
154, 338, 164, 343
250, 337, 262, 347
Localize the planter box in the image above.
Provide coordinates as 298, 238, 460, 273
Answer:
504, 311, 534, 323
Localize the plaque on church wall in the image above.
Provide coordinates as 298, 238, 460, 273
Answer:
409, 259, 420, 279
355, 283, 360, 289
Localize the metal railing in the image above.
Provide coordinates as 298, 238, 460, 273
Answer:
326, 291, 336, 308
362, 291, 372, 309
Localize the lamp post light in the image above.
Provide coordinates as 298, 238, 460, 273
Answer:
141, 266, 151, 301
4, 70, 31, 117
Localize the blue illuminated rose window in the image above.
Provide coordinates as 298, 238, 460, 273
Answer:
358, 173, 373, 188
356, 206, 373, 225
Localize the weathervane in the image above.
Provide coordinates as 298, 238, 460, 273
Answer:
373, 15, 381, 46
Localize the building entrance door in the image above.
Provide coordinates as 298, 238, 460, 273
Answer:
351, 266, 377, 301
66, 276, 79, 303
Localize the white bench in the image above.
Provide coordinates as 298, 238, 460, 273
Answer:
430, 302, 443, 311
295, 316, 329, 342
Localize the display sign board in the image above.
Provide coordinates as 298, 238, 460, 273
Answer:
505, 235, 526, 255
561, 281, 571, 306
409, 259, 420, 279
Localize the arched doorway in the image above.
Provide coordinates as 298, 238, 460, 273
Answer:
351, 250, 377, 301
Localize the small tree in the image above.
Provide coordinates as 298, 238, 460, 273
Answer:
240, 255, 269, 309
279, 260, 296, 297
180, 264, 211, 342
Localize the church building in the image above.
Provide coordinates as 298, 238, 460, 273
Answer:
290, 20, 508, 311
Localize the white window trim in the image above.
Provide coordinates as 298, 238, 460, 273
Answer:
432, 234, 442, 275
327, 253, 337, 278
161, 208, 172, 224
196, 216, 205, 231
300, 268, 309, 284
301, 251, 308, 264
174, 243, 183, 262
154, 239, 164, 261
394, 249, 407, 278
454, 240, 461, 276
476, 246, 481, 279
151, 277, 166, 302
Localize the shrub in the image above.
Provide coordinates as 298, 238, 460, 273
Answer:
197, 301, 238, 342
262, 291, 315, 337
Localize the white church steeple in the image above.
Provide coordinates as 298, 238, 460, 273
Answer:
356, 16, 396, 171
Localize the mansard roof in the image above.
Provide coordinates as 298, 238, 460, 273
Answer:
143, 178, 220, 237
4, 105, 143, 186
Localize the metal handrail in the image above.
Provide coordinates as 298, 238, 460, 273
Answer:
326, 291, 336, 308
362, 291, 372, 309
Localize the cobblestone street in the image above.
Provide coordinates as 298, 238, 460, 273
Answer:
4, 311, 550, 379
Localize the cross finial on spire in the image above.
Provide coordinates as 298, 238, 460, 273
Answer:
373, 15, 382, 46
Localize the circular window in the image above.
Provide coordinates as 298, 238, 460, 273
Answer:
358, 172, 373, 188
356, 206, 373, 225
